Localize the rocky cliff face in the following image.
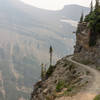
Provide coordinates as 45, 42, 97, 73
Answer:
74, 22, 100, 67
30, 56, 91, 100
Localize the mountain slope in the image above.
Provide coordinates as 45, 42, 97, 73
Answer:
0, 0, 89, 99
31, 2, 100, 100
31, 56, 96, 100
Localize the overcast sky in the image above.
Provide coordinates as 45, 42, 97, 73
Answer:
21, 0, 95, 10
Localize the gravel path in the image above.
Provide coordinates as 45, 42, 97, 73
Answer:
56, 56, 100, 100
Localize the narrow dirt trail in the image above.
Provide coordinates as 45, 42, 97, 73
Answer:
56, 56, 100, 100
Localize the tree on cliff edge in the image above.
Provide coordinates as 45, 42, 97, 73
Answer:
41, 63, 47, 81
49, 45, 53, 66
80, 11, 84, 23
95, 0, 99, 10
90, 0, 93, 13
84, 0, 100, 46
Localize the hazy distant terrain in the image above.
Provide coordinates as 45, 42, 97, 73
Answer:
0, 0, 89, 99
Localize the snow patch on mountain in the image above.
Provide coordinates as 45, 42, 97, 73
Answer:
60, 19, 78, 27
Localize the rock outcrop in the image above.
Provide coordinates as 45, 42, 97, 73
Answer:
74, 22, 100, 67
30, 56, 91, 100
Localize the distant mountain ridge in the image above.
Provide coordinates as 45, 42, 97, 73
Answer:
61, 4, 89, 20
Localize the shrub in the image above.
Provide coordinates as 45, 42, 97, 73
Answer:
86, 71, 90, 75
56, 81, 65, 92
67, 87, 73, 92
81, 60, 92, 65
96, 66, 100, 70
46, 65, 55, 78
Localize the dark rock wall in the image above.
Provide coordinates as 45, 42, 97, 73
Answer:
74, 22, 100, 66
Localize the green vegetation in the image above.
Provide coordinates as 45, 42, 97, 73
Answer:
94, 95, 100, 100
46, 96, 52, 100
90, 1, 93, 13
67, 86, 74, 92
41, 63, 47, 81
62, 86, 75, 97
84, 0, 100, 46
80, 60, 92, 65
78, 0, 100, 46
56, 80, 66, 92
49, 45, 53, 66
80, 12, 84, 23
41, 63, 44, 81
46, 65, 55, 78
56, 82, 76, 97
41, 46, 55, 80
96, 66, 100, 70
86, 71, 90, 75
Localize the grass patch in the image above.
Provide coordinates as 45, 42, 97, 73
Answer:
96, 66, 100, 70
94, 95, 100, 100
80, 60, 92, 65
56, 80, 74, 93
86, 71, 90, 75
67, 87, 74, 92
60, 86, 75, 97
56, 80, 67, 92
63, 63, 68, 67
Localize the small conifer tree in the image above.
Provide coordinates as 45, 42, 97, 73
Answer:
80, 11, 84, 23
90, 0, 93, 13
95, 0, 99, 10
49, 45, 53, 66
41, 63, 47, 81
41, 63, 44, 81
